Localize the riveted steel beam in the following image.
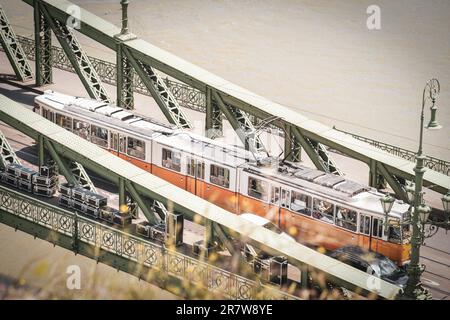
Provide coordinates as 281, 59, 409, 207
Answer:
69, 161, 97, 192
125, 180, 157, 225
38, 3, 110, 102
116, 42, 134, 109
38, 134, 45, 167
205, 86, 222, 138
290, 126, 341, 174
284, 124, 301, 162
33, 0, 52, 86
122, 47, 192, 129
0, 5, 34, 82
377, 162, 409, 203
0, 129, 20, 169
43, 138, 77, 185
212, 90, 267, 156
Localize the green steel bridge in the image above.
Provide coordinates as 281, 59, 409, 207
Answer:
0, 0, 449, 300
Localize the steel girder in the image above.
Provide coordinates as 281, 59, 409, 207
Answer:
116, 42, 134, 109
212, 90, 268, 156
69, 161, 97, 193
38, 3, 110, 103
0, 129, 20, 169
43, 137, 97, 192
376, 162, 409, 203
124, 180, 158, 225
290, 127, 342, 175
284, 125, 302, 162
0, 5, 34, 82
33, 0, 52, 86
122, 47, 192, 129
205, 87, 223, 138
43, 138, 77, 185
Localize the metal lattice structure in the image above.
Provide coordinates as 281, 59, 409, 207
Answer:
0, 185, 296, 300
0, 129, 20, 169
69, 161, 97, 193
335, 126, 450, 176
37, 2, 110, 103
125, 49, 192, 129
0, 5, 33, 82
34, 2, 52, 85
3, 0, 448, 199
307, 138, 342, 175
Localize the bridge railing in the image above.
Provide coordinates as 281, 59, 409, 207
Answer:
334, 126, 450, 176
0, 184, 298, 300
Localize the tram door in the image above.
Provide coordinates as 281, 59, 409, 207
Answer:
279, 188, 290, 228
358, 214, 372, 250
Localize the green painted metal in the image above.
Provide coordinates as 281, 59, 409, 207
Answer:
69, 161, 97, 193
377, 162, 408, 203
38, 2, 110, 103
205, 86, 222, 138
0, 129, 20, 169
124, 180, 158, 225
122, 46, 192, 129
33, 0, 52, 86
0, 94, 402, 299
44, 138, 77, 185
118, 177, 125, 211
284, 125, 301, 162
116, 42, 134, 109
0, 5, 33, 82
20, 1, 449, 200
38, 134, 45, 167
0, 184, 295, 300
335, 126, 450, 176
212, 90, 265, 156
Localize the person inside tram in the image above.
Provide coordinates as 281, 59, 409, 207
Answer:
313, 200, 334, 223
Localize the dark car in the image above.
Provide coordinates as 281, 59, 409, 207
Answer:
329, 245, 409, 288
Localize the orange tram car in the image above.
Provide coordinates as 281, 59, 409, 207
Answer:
34, 91, 412, 265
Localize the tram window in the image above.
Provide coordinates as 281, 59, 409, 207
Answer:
72, 119, 90, 140
162, 148, 181, 172
387, 219, 410, 244
110, 132, 118, 151
388, 226, 401, 244
55, 113, 72, 130
42, 108, 54, 122
290, 191, 311, 216
372, 218, 383, 238
210, 164, 230, 188
359, 214, 371, 235
91, 125, 108, 148
271, 186, 280, 205
187, 158, 205, 179
248, 176, 268, 201
280, 189, 290, 208
335, 207, 357, 232
127, 137, 145, 160
119, 135, 126, 153
312, 198, 334, 224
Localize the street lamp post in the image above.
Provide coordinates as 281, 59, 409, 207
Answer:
380, 78, 449, 300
